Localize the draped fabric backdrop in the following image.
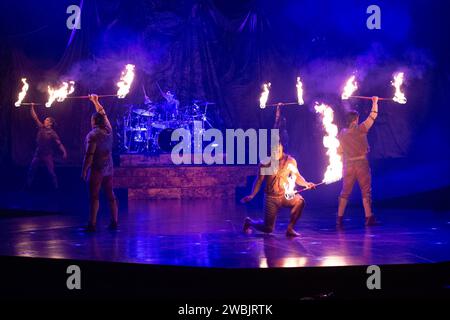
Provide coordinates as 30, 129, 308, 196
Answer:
0, 0, 449, 196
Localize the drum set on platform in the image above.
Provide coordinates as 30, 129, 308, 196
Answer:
121, 100, 215, 154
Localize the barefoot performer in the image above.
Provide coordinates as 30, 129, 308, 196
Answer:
337, 96, 379, 226
81, 94, 118, 231
27, 104, 67, 189
241, 142, 316, 237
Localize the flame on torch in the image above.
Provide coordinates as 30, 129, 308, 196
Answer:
314, 103, 343, 184
45, 81, 75, 108
117, 64, 135, 98
283, 163, 298, 200
296, 77, 304, 105
391, 72, 407, 104
14, 78, 29, 107
259, 82, 271, 109
341, 75, 358, 100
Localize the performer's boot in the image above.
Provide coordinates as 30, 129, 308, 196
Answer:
363, 198, 377, 226
337, 198, 348, 227
108, 221, 118, 230
336, 216, 344, 227
243, 217, 252, 234
84, 224, 96, 232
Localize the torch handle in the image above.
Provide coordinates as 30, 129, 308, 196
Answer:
350, 96, 391, 101
66, 94, 119, 99
266, 102, 299, 107
296, 181, 326, 193
18, 103, 43, 106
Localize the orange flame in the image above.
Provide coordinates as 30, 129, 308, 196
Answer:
283, 163, 298, 200
341, 75, 358, 100
259, 82, 271, 109
391, 72, 407, 104
296, 77, 304, 105
117, 64, 135, 98
45, 81, 75, 108
14, 78, 29, 107
314, 103, 343, 184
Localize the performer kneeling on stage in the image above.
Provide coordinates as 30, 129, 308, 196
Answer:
27, 104, 67, 189
81, 94, 118, 232
241, 143, 315, 237
337, 96, 378, 227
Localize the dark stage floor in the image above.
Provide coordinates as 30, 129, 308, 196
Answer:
1, 192, 449, 268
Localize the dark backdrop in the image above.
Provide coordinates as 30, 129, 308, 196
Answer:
0, 0, 449, 203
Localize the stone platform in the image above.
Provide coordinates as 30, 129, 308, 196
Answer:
114, 154, 256, 200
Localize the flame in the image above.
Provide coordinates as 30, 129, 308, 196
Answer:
14, 78, 29, 107
341, 75, 358, 100
391, 72, 407, 104
117, 64, 135, 98
296, 77, 304, 105
283, 163, 298, 200
45, 81, 75, 108
259, 82, 271, 109
314, 103, 343, 184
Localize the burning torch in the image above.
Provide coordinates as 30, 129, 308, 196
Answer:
284, 103, 343, 200
65, 64, 136, 100
341, 72, 407, 104
259, 76, 305, 108
14, 78, 30, 107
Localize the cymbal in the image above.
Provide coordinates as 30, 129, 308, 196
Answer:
128, 127, 148, 131
192, 100, 216, 106
133, 109, 154, 117
151, 122, 166, 129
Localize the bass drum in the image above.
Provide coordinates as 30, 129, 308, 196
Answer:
157, 128, 178, 152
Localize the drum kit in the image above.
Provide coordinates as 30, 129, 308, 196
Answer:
121, 99, 215, 154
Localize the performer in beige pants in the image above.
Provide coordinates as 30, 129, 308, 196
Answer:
241, 143, 315, 237
337, 96, 379, 227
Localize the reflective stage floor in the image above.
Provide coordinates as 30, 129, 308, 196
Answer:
1, 194, 449, 268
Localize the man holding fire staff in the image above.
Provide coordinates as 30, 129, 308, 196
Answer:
336, 96, 379, 227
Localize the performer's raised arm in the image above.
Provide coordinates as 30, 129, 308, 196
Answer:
361, 96, 379, 131
89, 94, 112, 132
274, 104, 282, 128
30, 104, 43, 127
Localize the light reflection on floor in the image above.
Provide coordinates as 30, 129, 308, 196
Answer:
0, 199, 449, 268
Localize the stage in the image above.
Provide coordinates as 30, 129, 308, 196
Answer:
0, 181, 449, 300
2, 0, 450, 303
1, 195, 449, 268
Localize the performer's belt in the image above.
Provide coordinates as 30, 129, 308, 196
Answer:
345, 155, 367, 162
